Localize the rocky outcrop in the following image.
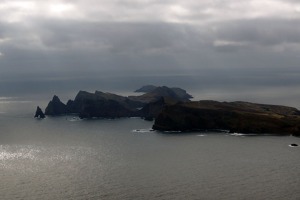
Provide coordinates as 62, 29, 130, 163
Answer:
42, 86, 191, 118
153, 101, 300, 136
66, 90, 138, 118
66, 90, 144, 113
45, 95, 68, 115
34, 106, 45, 118
43, 91, 144, 118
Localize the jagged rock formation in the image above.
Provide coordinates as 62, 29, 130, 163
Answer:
153, 100, 300, 136
34, 106, 45, 118
43, 86, 190, 119
43, 91, 149, 118
45, 95, 68, 115
40, 86, 300, 136
65, 91, 143, 118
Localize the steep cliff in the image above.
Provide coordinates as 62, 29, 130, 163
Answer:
45, 95, 68, 115
153, 101, 300, 135
138, 97, 166, 120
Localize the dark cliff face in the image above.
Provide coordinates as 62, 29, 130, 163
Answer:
45, 95, 68, 115
153, 101, 300, 135
44, 91, 145, 118
67, 91, 144, 114
78, 99, 135, 119
66, 91, 101, 114
138, 97, 166, 120
67, 91, 144, 118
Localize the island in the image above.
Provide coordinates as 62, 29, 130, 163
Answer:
36, 85, 300, 136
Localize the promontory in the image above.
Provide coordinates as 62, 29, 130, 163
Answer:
36, 85, 300, 136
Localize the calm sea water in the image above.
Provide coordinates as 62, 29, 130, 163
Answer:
0, 100, 299, 200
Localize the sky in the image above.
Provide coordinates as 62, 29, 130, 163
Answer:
0, 0, 300, 107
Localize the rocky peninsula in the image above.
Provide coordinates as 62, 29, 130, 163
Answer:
36, 85, 300, 136
39, 85, 191, 119
153, 100, 300, 136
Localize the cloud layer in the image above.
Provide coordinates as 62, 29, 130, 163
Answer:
0, 0, 300, 107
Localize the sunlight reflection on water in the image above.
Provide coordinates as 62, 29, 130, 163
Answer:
0, 145, 97, 172
0, 145, 39, 161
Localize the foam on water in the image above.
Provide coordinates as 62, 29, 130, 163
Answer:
67, 117, 82, 122
132, 129, 154, 133
164, 130, 182, 133
230, 132, 246, 136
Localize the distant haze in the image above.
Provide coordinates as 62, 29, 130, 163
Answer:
0, 1, 300, 108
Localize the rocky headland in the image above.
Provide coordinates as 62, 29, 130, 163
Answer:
36, 85, 300, 136
153, 100, 300, 136
39, 85, 191, 119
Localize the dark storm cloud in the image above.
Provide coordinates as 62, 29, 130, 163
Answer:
0, 0, 300, 107
0, 19, 210, 76
213, 18, 300, 47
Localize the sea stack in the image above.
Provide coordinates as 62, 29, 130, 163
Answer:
34, 106, 45, 119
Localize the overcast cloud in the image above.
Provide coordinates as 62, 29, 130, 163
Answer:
0, 0, 300, 107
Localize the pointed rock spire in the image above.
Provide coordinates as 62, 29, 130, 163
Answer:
45, 95, 67, 115
34, 106, 45, 118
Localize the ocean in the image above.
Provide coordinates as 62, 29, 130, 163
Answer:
0, 98, 299, 200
